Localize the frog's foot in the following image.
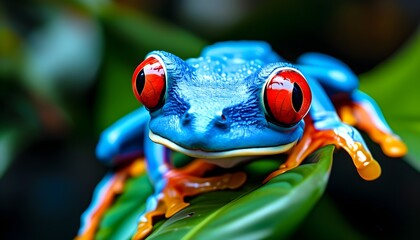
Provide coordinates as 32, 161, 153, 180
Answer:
133, 160, 247, 240
334, 91, 407, 158
338, 100, 407, 158
76, 158, 145, 240
264, 118, 381, 183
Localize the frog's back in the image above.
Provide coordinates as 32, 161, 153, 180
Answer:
201, 41, 283, 64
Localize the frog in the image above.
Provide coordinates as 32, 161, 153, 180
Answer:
76, 41, 407, 240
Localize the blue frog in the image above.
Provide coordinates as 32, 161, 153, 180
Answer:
77, 41, 406, 240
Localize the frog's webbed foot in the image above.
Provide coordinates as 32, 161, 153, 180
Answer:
76, 158, 145, 240
336, 91, 407, 157
265, 118, 381, 183
133, 160, 247, 240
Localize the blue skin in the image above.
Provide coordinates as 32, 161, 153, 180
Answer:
79, 41, 389, 233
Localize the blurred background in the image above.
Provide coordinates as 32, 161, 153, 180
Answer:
0, 0, 419, 239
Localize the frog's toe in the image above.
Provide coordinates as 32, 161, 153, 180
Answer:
357, 159, 381, 181
166, 199, 189, 218
380, 135, 407, 157
133, 199, 166, 240
228, 172, 248, 189
264, 166, 290, 183
134, 189, 190, 240
335, 129, 382, 181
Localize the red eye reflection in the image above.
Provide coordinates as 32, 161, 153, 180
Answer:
132, 56, 166, 111
263, 68, 312, 126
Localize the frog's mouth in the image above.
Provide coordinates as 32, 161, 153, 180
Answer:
149, 131, 297, 167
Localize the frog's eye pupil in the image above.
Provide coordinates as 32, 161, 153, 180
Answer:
263, 68, 312, 127
292, 83, 303, 112
132, 57, 166, 111
136, 69, 145, 94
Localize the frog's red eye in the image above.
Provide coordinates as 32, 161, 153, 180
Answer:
263, 68, 312, 126
132, 56, 166, 111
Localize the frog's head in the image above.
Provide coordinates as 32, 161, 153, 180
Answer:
132, 51, 311, 162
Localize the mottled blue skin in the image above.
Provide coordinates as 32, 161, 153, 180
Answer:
80, 41, 390, 233
149, 46, 303, 152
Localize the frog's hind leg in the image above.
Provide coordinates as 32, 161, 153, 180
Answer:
336, 90, 407, 157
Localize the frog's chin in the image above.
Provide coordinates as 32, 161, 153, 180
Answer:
149, 131, 297, 168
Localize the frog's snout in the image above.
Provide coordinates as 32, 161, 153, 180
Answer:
177, 110, 232, 150
181, 111, 230, 132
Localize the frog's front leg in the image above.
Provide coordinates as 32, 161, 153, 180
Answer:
265, 77, 381, 182
133, 136, 246, 240
296, 53, 406, 158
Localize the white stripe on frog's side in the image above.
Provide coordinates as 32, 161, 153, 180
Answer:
149, 131, 297, 168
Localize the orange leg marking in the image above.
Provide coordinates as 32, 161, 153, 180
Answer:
264, 118, 381, 183
133, 160, 246, 240
76, 159, 145, 240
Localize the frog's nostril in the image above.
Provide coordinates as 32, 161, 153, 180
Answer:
182, 112, 192, 125
214, 114, 229, 129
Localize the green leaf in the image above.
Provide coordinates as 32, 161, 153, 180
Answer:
360, 30, 420, 170
95, 175, 153, 240
96, 145, 333, 239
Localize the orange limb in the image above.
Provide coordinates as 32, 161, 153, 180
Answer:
338, 102, 407, 157
264, 118, 381, 183
76, 159, 145, 240
132, 160, 247, 240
